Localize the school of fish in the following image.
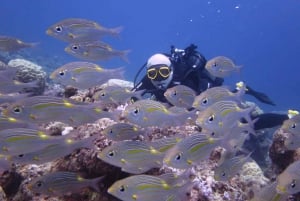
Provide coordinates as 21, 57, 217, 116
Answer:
0, 17, 299, 201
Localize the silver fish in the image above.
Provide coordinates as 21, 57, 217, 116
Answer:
0, 35, 37, 52
28, 171, 104, 196
2, 96, 114, 126
50, 61, 124, 89
103, 123, 145, 141
65, 41, 130, 62
97, 140, 163, 174
164, 133, 220, 169
214, 152, 252, 181
192, 85, 245, 111
8, 135, 96, 165
205, 56, 242, 78
123, 99, 194, 128
196, 100, 255, 137
108, 174, 192, 201
164, 85, 196, 109
46, 18, 123, 42
277, 160, 300, 195
93, 85, 143, 105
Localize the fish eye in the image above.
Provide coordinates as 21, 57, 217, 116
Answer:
291, 123, 296, 129
72, 45, 79, 50
107, 150, 115, 157
18, 154, 24, 158
172, 91, 177, 96
35, 180, 44, 188
290, 180, 296, 188
213, 62, 217, 67
208, 115, 215, 123
59, 71, 65, 76
100, 93, 106, 97
221, 171, 226, 177
133, 108, 139, 115
55, 25, 62, 32
175, 153, 182, 161
13, 106, 22, 114
119, 185, 126, 192
201, 98, 208, 105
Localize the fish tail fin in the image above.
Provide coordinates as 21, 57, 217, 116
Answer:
119, 49, 131, 63
89, 175, 105, 192
235, 65, 243, 80
28, 42, 40, 48
111, 26, 124, 37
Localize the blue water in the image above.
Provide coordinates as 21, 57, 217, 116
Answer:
1, 0, 299, 112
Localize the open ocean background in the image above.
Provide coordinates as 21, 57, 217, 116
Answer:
1, 0, 299, 112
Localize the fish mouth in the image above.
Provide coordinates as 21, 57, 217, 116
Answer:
46, 29, 52, 35
49, 73, 56, 79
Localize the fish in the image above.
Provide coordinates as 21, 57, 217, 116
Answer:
163, 133, 220, 169
103, 123, 145, 141
93, 85, 143, 105
123, 99, 194, 128
2, 96, 114, 126
108, 174, 192, 201
195, 100, 255, 137
251, 181, 288, 201
0, 115, 34, 131
0, 35, 37, 52
28, 171, 104, 196
219, 120, 255, 156
50, 61, 124, 89
205, 56, 242, 78
277, 160, 300, 195
8, 135, 96, 165
192, 85, 245, 111
46, 18, 123, 42
0, 79, 39, 94
214, 152, 252, 181
65, 41, 130, 62
164, 85, 196, 109
0, 128, 51, 155
283, 133, 300, 150
97, 140, 163, 174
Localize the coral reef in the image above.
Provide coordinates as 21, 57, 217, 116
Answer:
7, 58, 47, 95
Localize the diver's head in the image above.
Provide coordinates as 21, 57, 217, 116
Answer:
146, 54, 173, 90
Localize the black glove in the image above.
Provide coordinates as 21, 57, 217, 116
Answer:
246, 85, 276, 106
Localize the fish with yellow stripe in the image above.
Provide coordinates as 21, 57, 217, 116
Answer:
108, 173, 193, 201
2, 96, 114, 126
28, 171, 104, 196
123, 99, 196, 128
50, 61, 124, 89
46, 18, 123, 43
164, 133, 221, 169
195, 100, 255, 137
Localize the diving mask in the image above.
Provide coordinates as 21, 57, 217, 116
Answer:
147, 65, 171, 81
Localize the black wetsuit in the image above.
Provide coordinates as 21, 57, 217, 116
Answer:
132, 44, 288, 130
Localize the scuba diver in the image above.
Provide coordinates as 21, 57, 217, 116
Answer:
132, 44, 289, 130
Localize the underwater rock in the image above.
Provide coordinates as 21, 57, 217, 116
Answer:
269, 128, 296, 174
8, 58, 47, 95
99, 79, 134, 89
